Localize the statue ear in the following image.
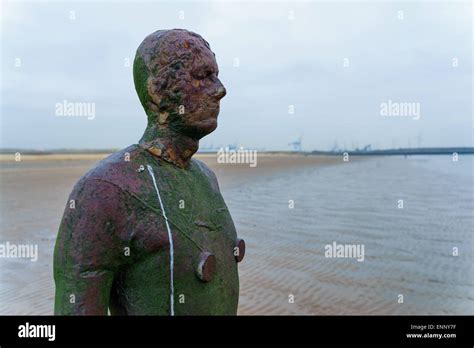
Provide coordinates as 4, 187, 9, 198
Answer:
147, 76, 162, 107
146, 76, 163, 114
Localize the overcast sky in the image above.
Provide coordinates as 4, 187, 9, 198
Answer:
1, 0, 472, 151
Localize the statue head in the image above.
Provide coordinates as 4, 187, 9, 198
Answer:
134, 29, 226, 141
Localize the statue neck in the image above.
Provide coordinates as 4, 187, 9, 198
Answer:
139, 125, 199, 169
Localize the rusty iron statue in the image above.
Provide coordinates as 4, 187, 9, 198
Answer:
54, 29, 245, 315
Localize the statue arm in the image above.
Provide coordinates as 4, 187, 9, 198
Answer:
54, 178, 126, 315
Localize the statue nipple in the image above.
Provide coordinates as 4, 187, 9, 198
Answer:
234, 238, 246, 263
196, 252, 216, 282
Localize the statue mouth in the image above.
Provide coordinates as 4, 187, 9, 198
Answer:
201, 100, 220, 119
210, 103, 220, 116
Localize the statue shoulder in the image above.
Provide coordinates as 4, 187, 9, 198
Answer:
77, 144, 144, 191
191, 158, 221, 192
64, 144, 143, 223
57, 150, 135, 256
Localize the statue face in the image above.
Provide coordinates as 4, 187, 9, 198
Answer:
141, 30, 227, 140
169, 44, 226, 139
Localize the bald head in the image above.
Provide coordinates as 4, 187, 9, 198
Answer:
136, 29, 211, 75
134, 29, 226, 139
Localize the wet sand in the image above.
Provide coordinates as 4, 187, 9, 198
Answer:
0, 152, 343, 315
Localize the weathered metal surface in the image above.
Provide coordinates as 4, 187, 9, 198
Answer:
234, 239, 246, 263
54, 29, 244, 315
196, 252, 216, 283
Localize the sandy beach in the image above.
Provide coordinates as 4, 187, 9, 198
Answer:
2, 153, 472, 315
0, 152, 344, 315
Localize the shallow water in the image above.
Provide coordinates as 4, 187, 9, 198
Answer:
231, 155, 474, 314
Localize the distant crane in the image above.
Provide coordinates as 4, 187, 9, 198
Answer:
288, 136, 303, 152
417, 133, 423, 148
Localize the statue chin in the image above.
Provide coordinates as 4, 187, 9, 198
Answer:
182, 118, 218, 140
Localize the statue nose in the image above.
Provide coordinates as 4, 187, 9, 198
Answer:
213, 85, 226, 100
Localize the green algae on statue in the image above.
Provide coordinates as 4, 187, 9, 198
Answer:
53, 29, 245, 315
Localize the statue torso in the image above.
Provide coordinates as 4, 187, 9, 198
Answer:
81, 145, 239, 315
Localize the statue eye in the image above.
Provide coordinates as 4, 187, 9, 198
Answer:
194, 69, 213, 80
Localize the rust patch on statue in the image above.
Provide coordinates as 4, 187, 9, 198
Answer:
148, 146, 162, 158
196, 251, 216, 282
234, 238, 246, 263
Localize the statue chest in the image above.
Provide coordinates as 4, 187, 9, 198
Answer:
112, 160, 240, 315
125, 161, 238, 257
